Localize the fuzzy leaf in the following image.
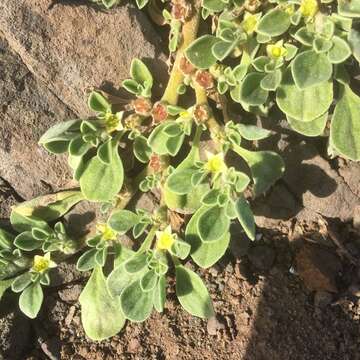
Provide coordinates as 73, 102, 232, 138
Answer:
288, 112, 328, 137
237, 124, 272, 140
338, 1, 360, 18
232, 72, 268, 106
257, 9, 291, 37
185, 35, 221, 69
11, 191, 84, 222
0, 279, 13, 301
153, 275, 166, 312
330, 86, 360, 160
120, 280, 153, 322
166, 166, 198, 195
328, 36, 352, 64
88, 91, 111, 113
80, 143, 123, 202
291, 50, 332, 89
79, 266, 125, 340
276, 68, 333, 122
133, 135, 152, 163
131, 59, 153, 86
175, 265, 214, 318
108, 210, 139, 234
19, 281, 43, 319
235, 195, 255, 240
185, 205, 230, 268
14, 232, 42, 251
197, 205, 230, 242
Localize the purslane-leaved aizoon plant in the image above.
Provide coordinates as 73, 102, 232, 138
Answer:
1, 0, 360, 341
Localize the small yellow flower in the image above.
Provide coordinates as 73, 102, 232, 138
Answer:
156, 226, 175, 251
180, 110, 190, 118
242, 12, 259, 35
204, 151, 227, 174
96, 223, 117, 241
300, 0, 319, 18
104, 111, 123, 133
32, 253, 56, 273
266, 41, 287, 59
284, 4, 295, 16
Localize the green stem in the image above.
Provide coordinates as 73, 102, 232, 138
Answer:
161, 5, 201, 105
138, 225, 158, 253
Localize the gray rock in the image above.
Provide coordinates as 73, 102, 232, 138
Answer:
0, 0, 167, 116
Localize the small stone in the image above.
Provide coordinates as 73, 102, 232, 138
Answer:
58, 285, 82, 302
248, 245, 275, 271
207, 316, 225, 336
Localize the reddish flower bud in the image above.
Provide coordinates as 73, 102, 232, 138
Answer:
179, 55, 195, 75
149, 153, 162, 172
132, 97, 152, 117
193, 104, 211, 124
195, 70, 214, 90
152, 102, 168, 124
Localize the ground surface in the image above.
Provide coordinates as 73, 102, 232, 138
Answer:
1, 1, 360, 359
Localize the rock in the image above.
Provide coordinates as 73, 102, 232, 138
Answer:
295, 243, 342, 293
0, 0, 167, 116
58, 285, 83, 302
0, 35, 74, 199
248, 245, 275, 271
283, 143, 360, 221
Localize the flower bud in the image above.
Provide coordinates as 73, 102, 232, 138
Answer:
171, 0, 192, 22
149, 153, 162, 172
193, 104, 211, 124
132, 97, 152, 116
195, 70, 214, 90
152, 101, 168, 124
179, 55, 195, 75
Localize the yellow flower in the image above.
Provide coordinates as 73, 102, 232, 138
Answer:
266, 41, 287, 59
300, 0, 319, 18
32, 253, 56, 273
242, 12, 259, 35
96, 223, 117, 241
204, 151, 227, 174
104, 111, 123, 133
156, 226, 175, 251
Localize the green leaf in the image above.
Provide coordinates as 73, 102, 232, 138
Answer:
185, 205, 230, 268
76, 248, 98, 272
133, 135, 151, 163
170, 240, 191, 260
185, 35, 221, 69
140, 269, 158, 292
257, 9, 291, 37
120, 280, 154, 322
39, 120, 81, 154
260, 70, 282, 91
124, 253, 148, 274
197, 205, 230, 242
11, 273, 32, 293
233, 145, 285, 197
97, 139, 113, 164
276, 68, 333, 122
14, 232, 42, 251
236, 124, 272, 141
338, 0, 360, 18
175, 265, 214, 318
80, 142, 124, 202
148, 122, 172, 155
11, 191, 84, 222
348, 28, 360, 63
288, 112, 328, 137
231, 72, 268, 106
166, 166, 198, 195
130, 59, 153, 86
88, 91, 111, 113
235, 195, 255, 240
19, 281, 43, 319
108, 210, 139, 234
164, 141, 209, 214
291, 50, 332, 89
10, 212, 51, 233
153, 275, 166, 312
0, 228, 14, 250
330, 86, 360, 160
107, 262, 146, 298
0, 279, 13, 301
79, 266, 125, 340
328, 36, 352, 64
69, 136, 91, 157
